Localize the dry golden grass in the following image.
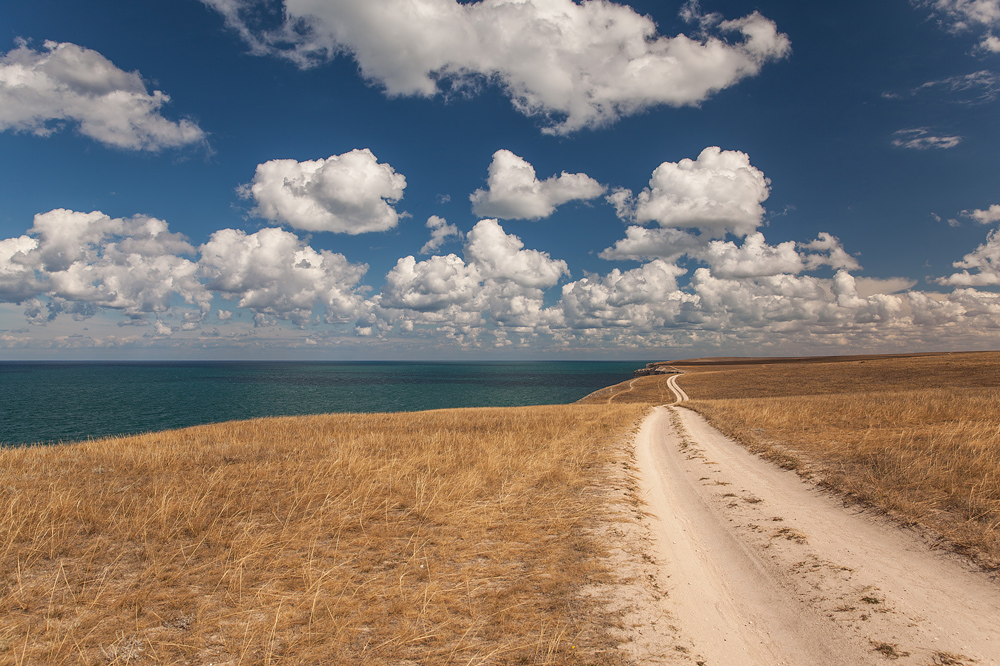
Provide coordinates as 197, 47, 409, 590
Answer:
0, 403, 647, 665
666, 351, 1000, 569
675, 351, 1000, 399
576, 375, 678, 407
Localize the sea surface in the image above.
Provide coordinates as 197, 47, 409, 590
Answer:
0, 361, 644, 446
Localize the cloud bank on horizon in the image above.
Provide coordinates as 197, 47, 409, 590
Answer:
1, 0, 1000, 358
3, 146, 1000, 356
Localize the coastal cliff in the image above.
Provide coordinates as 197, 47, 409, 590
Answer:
633, 363, 678, 377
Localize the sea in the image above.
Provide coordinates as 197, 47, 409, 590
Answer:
0, 361, 645, 447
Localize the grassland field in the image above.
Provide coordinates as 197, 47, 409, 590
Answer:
3, 350, 1000, 664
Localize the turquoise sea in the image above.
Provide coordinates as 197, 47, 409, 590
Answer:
0, 361, 644, 446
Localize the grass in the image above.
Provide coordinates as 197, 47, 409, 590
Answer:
591, 351, 1000, 569
0, 403, 648, 665
577, 376, 678, 407
11, 349, 1000, 663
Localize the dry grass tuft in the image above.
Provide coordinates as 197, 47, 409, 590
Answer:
0, 403, 647, 665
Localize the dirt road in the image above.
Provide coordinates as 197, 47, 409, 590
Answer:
629, 397, 1000, 664
665, 373, 688, 402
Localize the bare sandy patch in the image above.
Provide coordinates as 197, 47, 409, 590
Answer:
628, 404, 1000, 665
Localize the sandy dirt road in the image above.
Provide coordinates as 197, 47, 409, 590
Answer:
629, 390, 1000, 664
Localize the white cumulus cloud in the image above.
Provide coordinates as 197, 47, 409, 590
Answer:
962, 204, 1000, 224
202, 0, 790, 134
609, 147, 771, 236
0, 235, 42, 302
381, 254, 481, 311
242, 149, 407, 234
0, 40, 205, 150
376, 219, 568, 334
0, 209, 209, 323
421, 215, 462, 254
555, 259, 915, 348
599, 226, 705, 262
199, 227, 369, 326
470, 150, 605, 219
559, 260, 689, 329
697, 233, 804, 278
465, 218, 569, 289
693, 232, 859, 279
800, 232, 862, 271
600, 151, 861, 288
939, 227, 1000, 286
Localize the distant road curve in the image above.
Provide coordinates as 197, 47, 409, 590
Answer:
666, 372, 688, 404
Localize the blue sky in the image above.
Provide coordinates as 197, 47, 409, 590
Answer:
1, 0, 999, 360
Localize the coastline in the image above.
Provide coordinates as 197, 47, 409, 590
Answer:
0, 360, 643, 447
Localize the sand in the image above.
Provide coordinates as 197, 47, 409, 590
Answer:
623, 402, 1000, 665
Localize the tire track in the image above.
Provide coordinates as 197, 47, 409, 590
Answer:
607, 378, 639, 403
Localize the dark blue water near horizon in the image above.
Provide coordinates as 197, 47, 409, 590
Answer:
0, 361, 646, 446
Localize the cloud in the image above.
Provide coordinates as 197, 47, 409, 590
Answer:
11, 176, 1000, 356
697, 233, 804, 278
0, 40, 205, 150
892, 128, 962, 149
799, 232, 862, 271
609, 147, 770, 236
421, 215, 462, 254
600, 150, 846, 275
962, 203, 1000, 224
202, 0, 790, 134
599, 226, 705, 262
0, 235, 42, 302
469, 150, 605, 219
464, 219, 569, 289
242, 149, 407, 234
381, 254, 481, 312
559, 260, 690, 329
603, 229, 858, 277
917, 0, 1000, 51
0, 209, 210, 324
376, 219, 568, 334
855, 277, 919, 298
691, 268, 906, 332
939, 227, 1000, 286
553, 261, 917, 349
199, 227, 369, 326
916, 70, 1000, 103
564, 217, 912, 350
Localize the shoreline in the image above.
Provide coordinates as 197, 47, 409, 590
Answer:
1, 360, 642, 448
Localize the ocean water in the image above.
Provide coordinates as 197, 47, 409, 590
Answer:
0, 361, 644, 446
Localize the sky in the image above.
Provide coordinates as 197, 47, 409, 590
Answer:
1, 0, 999, 360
